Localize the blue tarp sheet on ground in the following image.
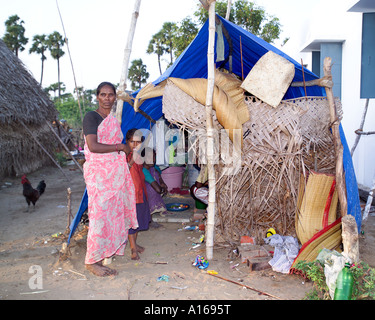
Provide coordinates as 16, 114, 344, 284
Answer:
68, 15, 361, 244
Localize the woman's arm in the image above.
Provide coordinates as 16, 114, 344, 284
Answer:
85, 134, 128, 154
150, 181, 163, 194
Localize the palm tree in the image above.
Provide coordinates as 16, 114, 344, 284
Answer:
47, 31, 65, 99
146, 30, 167, 75
128, 59, 149, 90
45, 82, 66, 101
29, 34, 48, 85
2, 15, 28, 57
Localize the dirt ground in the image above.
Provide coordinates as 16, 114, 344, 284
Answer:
0, 164, 374, 301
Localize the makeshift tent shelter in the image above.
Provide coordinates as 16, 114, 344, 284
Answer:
68, 15, 361, 246
0, 39, 59, 177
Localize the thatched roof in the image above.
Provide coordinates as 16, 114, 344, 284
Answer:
0, 38, 60, 177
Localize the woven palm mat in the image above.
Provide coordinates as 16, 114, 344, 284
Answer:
163, 82, 342, 244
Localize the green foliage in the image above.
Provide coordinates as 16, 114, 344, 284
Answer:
173, 17, 199, 58
147, 19, 198, 74
194, 0, 282, 44
350, 262, 375, 300
47, 31, 65, 60
294, 260, 375, 300
294, 260, 330, 300
2, 14, 28, 56
52, 85, 97, 128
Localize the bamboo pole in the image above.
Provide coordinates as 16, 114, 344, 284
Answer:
301, 59, 307, 100
115, 0, 142, 123
202, 0, 217, 261
225, 0, 232, 20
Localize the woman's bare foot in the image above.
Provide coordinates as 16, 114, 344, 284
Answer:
85, 262, 118, 277
131, 248, 140, 260
136, 244, 145, 253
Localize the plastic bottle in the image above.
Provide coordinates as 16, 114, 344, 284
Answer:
334, 263, 354, 300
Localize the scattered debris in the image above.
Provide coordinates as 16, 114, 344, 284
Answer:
157, 275, 170, 282
237, 244, 273, 271
192, 255, 209, 269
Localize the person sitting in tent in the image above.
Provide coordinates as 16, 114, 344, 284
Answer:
142, 147, 168, 219
82, 82, 138, 277
190, 165, 208, 205
125, 128, 151, 260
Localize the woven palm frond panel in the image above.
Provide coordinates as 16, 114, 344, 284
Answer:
163, 81, 340, 245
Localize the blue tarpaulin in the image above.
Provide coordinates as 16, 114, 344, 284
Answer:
68, 15, 361, 244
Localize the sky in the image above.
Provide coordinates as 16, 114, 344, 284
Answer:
0, 0, 322, 94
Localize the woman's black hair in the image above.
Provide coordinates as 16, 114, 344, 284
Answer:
96, 82, 116, 96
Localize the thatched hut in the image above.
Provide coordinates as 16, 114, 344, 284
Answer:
0, 39, 59, 177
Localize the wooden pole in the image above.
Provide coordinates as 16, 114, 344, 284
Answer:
291, 77, 333, 88
66, 187, 72, 233
115, 0, 142, 123
323, 57, 360, 261
351, 98, 370, 156
207, 273, 282, 300
202, 0, 216, 261
323, 57, 347, 217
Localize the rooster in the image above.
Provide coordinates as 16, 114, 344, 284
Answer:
21, 175, 46, 212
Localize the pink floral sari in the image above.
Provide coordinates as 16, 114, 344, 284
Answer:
83, 113, 138, 264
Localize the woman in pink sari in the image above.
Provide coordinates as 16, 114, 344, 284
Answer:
82, 82, 138, 276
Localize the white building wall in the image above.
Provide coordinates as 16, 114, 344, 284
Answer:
281, 0, 375, 190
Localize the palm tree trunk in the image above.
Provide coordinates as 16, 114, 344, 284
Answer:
40, 59, 44, 85
57, 57, 61, 100
158, 54, 162, 75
